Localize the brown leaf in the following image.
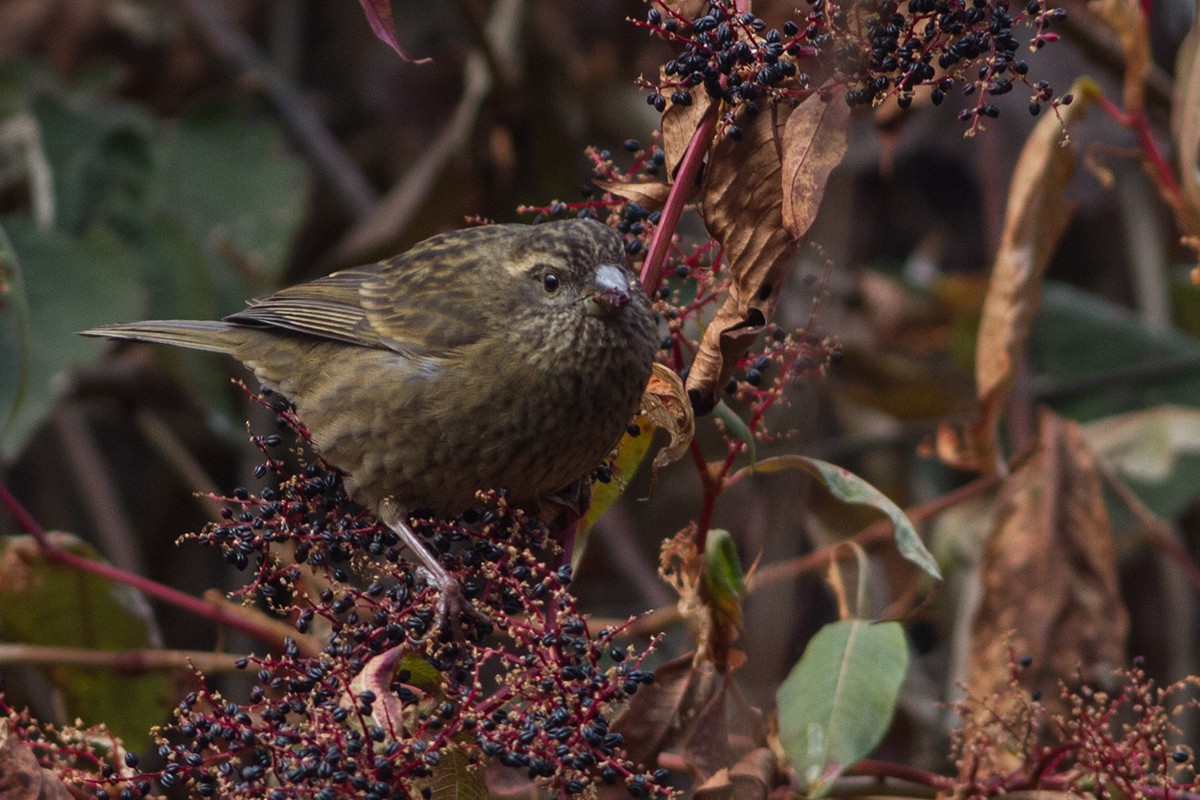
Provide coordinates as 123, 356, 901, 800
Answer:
612, 652, 721, 769
0, 719, 75, 800
933, 79, 1095, 472
661, 86, 715, 180
1090, 0, 1149, 111
729, 747, 780, 800
967, 411, 1129, 722
592, 179, 672, 211
686, 105, 794, 413
781, 93, 850, 238
685, 93, 849, 413
643, 362, 695, 473
1171, 10, 1200, 238
356, 0, 430, 63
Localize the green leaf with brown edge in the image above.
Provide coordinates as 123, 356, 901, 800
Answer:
777, 620, 908, 797
737, 456, 941, 580
704, 528, 744, 629
0, 533, 172, 749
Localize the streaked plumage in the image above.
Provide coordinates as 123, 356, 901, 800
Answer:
83, 219, 658, 517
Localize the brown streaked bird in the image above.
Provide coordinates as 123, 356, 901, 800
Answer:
82, 218, 659, 623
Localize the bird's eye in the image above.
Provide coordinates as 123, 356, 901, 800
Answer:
542, 273, 560, 293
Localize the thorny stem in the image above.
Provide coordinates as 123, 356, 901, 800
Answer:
0, 481, 309, 654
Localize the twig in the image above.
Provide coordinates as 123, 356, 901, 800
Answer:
329, 0, 527, 266
134, 408, 224, 518
0, 481, 317, 655
53, 405, 148, 578
180, 0, 378, 218
0, 643, 245, 674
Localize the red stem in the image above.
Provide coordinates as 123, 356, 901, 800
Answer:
639, 101, 720, 293
0, 481, 298, 651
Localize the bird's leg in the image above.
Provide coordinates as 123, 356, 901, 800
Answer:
377, 498, 488, 633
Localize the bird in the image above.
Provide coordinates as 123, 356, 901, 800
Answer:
82, 218, 659, 626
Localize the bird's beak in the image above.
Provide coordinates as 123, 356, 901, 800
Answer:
585, 264, 633, 317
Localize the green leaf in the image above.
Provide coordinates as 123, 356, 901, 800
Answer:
0, 217, 144, 458
776, 620, 908, 796
0, 534, 172, 748
704, 527, 744, 602
575, 418, 655, 567
1081, 405, 1200, 519
148, 107, 311, 301
743, 456, 942, 580
29, 92, 155, 236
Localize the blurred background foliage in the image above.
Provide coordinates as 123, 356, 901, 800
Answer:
0, 0, 1198, 763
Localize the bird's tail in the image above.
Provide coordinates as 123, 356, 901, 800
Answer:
80, 320, 240, 354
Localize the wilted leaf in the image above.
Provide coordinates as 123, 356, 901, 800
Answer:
357, 0, 431, 63
781, 92, 850, 238
967, 411, 1129, 716
1091, 0, 1149, 111
661, 85, 714, 180
593, 178, 672, 211
613, 652, 722, 769
776, 620, 908, 797
644, 362, 694, 472
0, 533, 172, 748
741, 456, 941, 580
686, 93, 848, 413
1172, 9, 1200, 235
0, 720, 74, 800
349, 644, 429, 734
934, 78, 1099, 472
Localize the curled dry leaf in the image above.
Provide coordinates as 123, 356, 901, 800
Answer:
0, 719, 75, 800
1090, 0, 1149, 111
661, 85, 715, 180
592, 178, 672, 211
348, 643, 410, 735
966, 410, 1129, 743
686, 92, 849, 413
1172, 10, 1200, 249
643, 361, 695, 474
932, 78, 1098, 473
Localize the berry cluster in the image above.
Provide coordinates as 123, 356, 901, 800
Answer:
952, 655, 1200, 799
4, 388, 668, 799
637, 0, 1069, 133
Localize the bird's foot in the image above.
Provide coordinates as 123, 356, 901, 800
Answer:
378, 499, 491, 637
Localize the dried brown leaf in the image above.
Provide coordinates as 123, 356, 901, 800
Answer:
1090, 0, 1149, 111
661, 86, 714, 180
612, 652, 721, 769
781, 93, 850, 238
934, 79, 1096, 472
1172, 11, 1200, 237
592, 179, 672, 211
967, 411, 1129, 719
643, 362, 694, 473
686, 106, 793, 413
0, 720, 74, 800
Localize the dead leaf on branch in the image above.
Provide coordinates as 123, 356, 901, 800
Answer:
0, 719, 75, 800
1171, 8, 1200, 261
686, 92, 850, 413
661, 85, 715, 181
592, 178, 672, 211
1089, 0, 1149, 111
966, 411, 1129, 733
932, 78, 1098, 473
642, 362, 694, 475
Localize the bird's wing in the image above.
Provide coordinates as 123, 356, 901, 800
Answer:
225, 226, 520, 356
